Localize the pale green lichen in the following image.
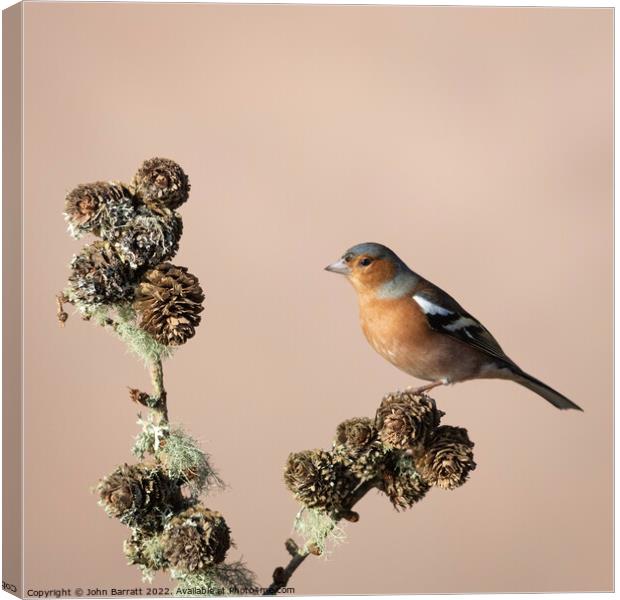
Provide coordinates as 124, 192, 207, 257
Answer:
63, 286, 102, 319
114, 305, 174, 365
137, 534, 167, 583
132, 414, 170, 458
63, 295, 174, 366
173, 560, 257, 596
158, 427, 224, 495
293, 507, 346, 557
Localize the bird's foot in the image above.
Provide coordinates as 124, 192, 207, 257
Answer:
405, 380, 445, 395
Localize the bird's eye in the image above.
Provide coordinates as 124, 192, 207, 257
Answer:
360, 257, 373, 267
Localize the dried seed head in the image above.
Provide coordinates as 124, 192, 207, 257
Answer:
283, 449, 355, 513
64, 181, 135, 238
376, 391, 444, 450
68, 241, 136, 307
97, 463, 184, 532
162, 506, 231, 571
415, 425, 476, 490
333, 417, 386, 481
131, 158, 190, 213
133, 263, 205, 346
335, 417, 375, 450
109, 208, 183, 270
378, 453, 430, 511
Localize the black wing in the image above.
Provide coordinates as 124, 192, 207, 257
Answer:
413, 285, 516, 368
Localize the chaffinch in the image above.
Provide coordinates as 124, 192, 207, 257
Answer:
325, 242, 582, 411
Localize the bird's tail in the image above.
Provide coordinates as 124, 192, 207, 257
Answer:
510, 369, 583, 411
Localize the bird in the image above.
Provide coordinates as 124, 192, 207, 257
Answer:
325, 242, 582, 411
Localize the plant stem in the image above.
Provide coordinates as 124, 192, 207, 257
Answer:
264, 478, 378, 595
55, 293, 69, 326
150, 357, 169, 425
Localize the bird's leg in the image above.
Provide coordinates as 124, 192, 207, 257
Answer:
405, 380, 445, 395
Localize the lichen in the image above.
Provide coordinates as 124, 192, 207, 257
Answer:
114, 305, 174, 365
172, 560, 257, 596
140, 534, 167, 581
132, 414, 170, 458
293, 507, 346, 557
62, 294, 175, 366
158, 427, 224, 495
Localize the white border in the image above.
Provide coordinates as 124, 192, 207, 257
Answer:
0, 3, 614, 600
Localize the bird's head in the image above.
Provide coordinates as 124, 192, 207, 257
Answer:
325, 242, 407, 294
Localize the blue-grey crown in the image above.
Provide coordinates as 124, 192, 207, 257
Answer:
343, 242, 400, 263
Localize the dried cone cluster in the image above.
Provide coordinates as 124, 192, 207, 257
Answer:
61, 158, 204, 347
332, 418, 386, 481
284, 390, 476, 517
97, 463, 185, 532
69, 241, 135, 306
162, 507, 231, 572
64, 181, 134, 238
415, 425, 476, 490
99, 461, 232, 580
134, 263, 205, 346
62, 160, 239, 587
131, 157, 190, 213
284, 450, 355, 513
108, 209, 183, 270
379, 453, 430, 510
376, 391, 444, 449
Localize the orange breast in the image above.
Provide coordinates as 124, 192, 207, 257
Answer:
357, 293, 477, 382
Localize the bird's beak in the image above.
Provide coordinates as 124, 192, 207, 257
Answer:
324, 258, 350, 275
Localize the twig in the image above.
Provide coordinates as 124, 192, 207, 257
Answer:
264, 478, 378, 595
56, 294, 69, 326
149, 357, 169, 424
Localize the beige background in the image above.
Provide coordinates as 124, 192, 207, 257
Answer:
20, 3, 612, 594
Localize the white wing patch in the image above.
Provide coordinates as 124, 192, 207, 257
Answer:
413, 295, 453, 316
443, 316, 480, 332
414, 291, 510, 364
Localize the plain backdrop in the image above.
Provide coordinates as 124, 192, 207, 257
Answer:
19, 3, 612, 594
